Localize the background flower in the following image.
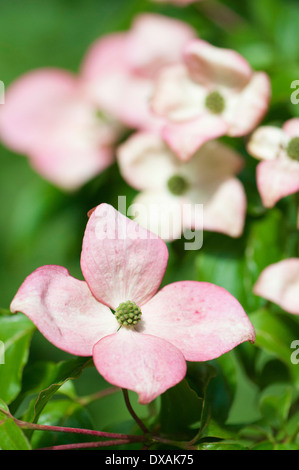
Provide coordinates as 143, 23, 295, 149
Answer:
117, 132, 247, 239
151, 39, 271, 160
81, 13, 196, 132
247, 119, 299, 208
254, 258, 299, 315
0, 69, 120, 190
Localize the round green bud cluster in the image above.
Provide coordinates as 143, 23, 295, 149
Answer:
167, 174, 189, 196
115, 301, 142, 327
286, 137, 299, 161
205, 90, 225, 114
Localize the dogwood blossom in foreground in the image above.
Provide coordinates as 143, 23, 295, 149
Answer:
10, 204, 255, 404
117, 133, 247, 239
254, 259, 299, 315
247, 118, 299, 208
0, 69, 120, 190
81, 13, 196, 132
151, 39, 271, 160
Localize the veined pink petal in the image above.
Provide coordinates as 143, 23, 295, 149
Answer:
140, 281, 255, 361
10, 266, 118, 356
247, 126, 288, 161
254, 259, 299, 315
162, 115, 228, 161
227, 72, 271, 137
81, 204, 169, 309
184, 39, 253, 90
117, 132, 179, 191
127, 14, 196, 78
282, 118, 299, 138
92, 328, 187, 404
0, 68, 77, 153
256, 159, 299, 208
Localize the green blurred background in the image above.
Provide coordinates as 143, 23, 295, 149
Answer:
1, 0, 299, 448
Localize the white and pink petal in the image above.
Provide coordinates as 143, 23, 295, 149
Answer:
127, 14, 196, 77
130, 190, 184, 241
92, 328, 187, 404
184, 39, 253, 90
256, 159, 299, 208
117, 132, 179, 191
254, 259, 299, 315
140, 281, 255, 361
247, 126, 288, 161
162, 115, 228, 161
81, 204, 169, 309
10, 266, 118, 356
0, 68, 78, 154
226, 72, 271, 137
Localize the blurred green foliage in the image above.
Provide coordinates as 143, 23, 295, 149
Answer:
0, 0, 299, 450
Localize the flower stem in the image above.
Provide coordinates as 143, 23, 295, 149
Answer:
122, 389, 149, 434
14, 418, 144, 442
36, 439, 134, 450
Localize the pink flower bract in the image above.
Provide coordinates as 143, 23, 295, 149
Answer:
11, 204, 255, 404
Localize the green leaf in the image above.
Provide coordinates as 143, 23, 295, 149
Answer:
19, 357, 92, 430
250, 309, 299, 387
198, 440, 249, 450
250, 441, 275, 450
0, 313, 35, 404
30, 399, 94, 449
159, 379, 203, 439
259, 383, 293, 428
0, 399, 31, 450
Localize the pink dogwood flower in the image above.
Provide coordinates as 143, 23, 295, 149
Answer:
254, 259, 299, 315
0, 69, 120, 190
81, 13, 196, 132
10, 204, 255, 404
151, 39, 271, 160
247, 118, 299, 208
117, 132, 247, 239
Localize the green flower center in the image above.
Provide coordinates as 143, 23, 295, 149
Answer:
115, 301, 142, 327
286, 137, 299, 161
167, 174, 189, 196
205, 90, 225, 114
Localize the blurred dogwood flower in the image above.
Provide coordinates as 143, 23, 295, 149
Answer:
254, 258, 299, 315
81, 13, 196, 132
10, 203, 255, 404
151, 39, 271, 160
247, 118, 299, 208
0, 69, 120, 190
117, 132, 247, 239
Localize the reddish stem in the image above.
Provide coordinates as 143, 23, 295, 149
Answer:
16, 419, 144, 442
37, 439, 133, 450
